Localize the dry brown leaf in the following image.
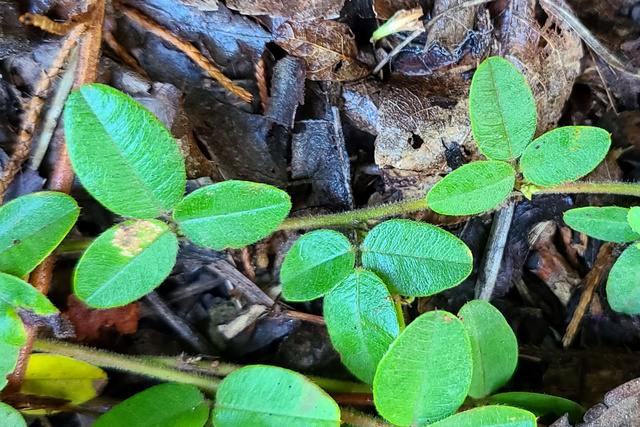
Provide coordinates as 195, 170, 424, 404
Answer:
496, 0, 583, 135
373, 0, 421, 20
426, 0, 481, 54
64, 295, 139, 343
275, 20, 370, 81
227, 0, 344, 21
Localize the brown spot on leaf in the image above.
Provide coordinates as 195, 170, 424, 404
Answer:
112, 220, 163, 258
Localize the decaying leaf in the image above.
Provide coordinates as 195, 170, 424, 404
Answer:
374, 71, 483, 197
373, 0, 422, 20
63, 295, 139, 343
275, 20, 370, 81
425, 0, 482, 56
227, 0, 344, 21
496, 0, 583, 135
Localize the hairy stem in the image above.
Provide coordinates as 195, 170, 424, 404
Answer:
33, 339, 371, 395
341, 407, 394, 427
530, 181, 640, 198
33, 339, 221, 394
277, 199, 429, 230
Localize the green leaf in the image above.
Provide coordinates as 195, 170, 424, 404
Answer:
74, 220, 178, 308
628, 207, 640, 234
173, 181, 291, 250
0, 192, 78, 277
520, 126, 611, 187
429, 406, 536, 427
427, 161, 515, 215
361, 220, 473, 296
373, 311, 472, 426
324, 270, 401, 384
607, 244, 640, 314
21, 354, 107, 414
459, 300, 518, 398
489, 392, 584, 424
563, 207, 640, 243
469, 57, 536, 161
281, 230, 354, 301
214, 365, 340, 427
64, 83, 186, 218
0, 402, 26, 427
0, 273, 59, 390
93, 383, 209, 427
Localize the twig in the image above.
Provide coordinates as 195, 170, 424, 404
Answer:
562, 242, 618, 347
240, 246, 256, 282
102, 29, 150, 79
372, 0, 493, 74
255, 54, 268, 112
475, 201, 516, 301
340, 407, 394, 427
20, 9, 93, 36
208, 260, 274, 307
116, 3, 252, 103
30, 47, 79, 170
143, 291, 212, 354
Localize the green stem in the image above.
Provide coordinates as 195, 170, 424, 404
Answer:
530, 181, 640, 198
277, 199, 429, 230
33, 339, 371, 394
34, 339, 221, 394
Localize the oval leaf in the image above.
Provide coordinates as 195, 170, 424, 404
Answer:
361, 220, 473, 296
0, 306, 27, 391
0, 402, 26, 427
469, 57, 536, 161
427, 161, 515, 215
459, 300, 518, 398
214, 365, 340, 427
21, 354, 107, 414
173, 181, 291, 250
281, 230, 354, 301
430, 406, 536, 427
0, 192, 79, 277
64, 84, 186, 218
93, 383, 209, 427
564, 207, 640, 243
324, 270, 401, 384
0, 273, 59, 389
607, 244, 640, 314
628, 207, 640, 234
373, 310, 472, 426
489, 392, 584, 424
74, 220, 178, 308
520, 126, 611, 187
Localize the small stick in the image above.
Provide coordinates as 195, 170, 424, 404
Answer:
475, 201, 516, 301
562, 242, 618, 347
20, 9, 93, 36
255, 54, 269, 112
240, 246, 256, 282
102, 29, 150, 79
117, 4, 252, 102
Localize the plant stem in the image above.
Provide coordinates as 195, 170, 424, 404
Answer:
33, 339, 221, 394
277, 199, 429, 230
530, 181, 640, 198
340, 407, 394, 427
33, 339, 371, 394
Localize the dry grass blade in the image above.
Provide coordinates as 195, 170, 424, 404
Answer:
117, 4, 252, 103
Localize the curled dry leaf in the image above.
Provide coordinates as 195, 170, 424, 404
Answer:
275, 20, 370, 81
63, 295, 139, 344
227, 0, 344, 21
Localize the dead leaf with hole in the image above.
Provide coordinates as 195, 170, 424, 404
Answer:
374, 71, 483, 198
275, 20, 370, 81
227, 0, 344, 21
